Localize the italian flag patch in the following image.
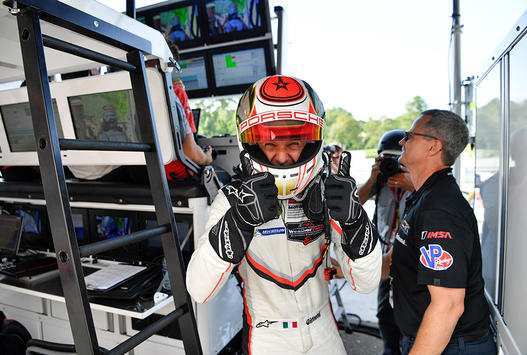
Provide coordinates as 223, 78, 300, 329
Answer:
282, 321, 297, 329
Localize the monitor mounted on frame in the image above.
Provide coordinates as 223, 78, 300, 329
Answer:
0, 214, 24, 259
137, 0, 204, 50
204, 0, 270, 45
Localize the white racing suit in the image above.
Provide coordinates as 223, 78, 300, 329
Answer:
187, 180, 381, 355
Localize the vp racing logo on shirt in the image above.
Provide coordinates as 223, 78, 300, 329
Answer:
419, 244, 453, 271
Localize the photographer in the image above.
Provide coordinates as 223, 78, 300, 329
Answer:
358, 129, 414, 355
323, 142, 344, 174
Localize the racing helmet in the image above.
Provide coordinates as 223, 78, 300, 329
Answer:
377, 129, 405, 156
236, 75, 326, 199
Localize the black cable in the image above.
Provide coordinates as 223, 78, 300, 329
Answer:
347, 312, 361, 330
337, 312, 382, 339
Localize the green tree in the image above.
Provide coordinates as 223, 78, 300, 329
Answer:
360, 96, 427, 151
324, 108, 362, 149
192, 97, 238, 137
361, 117, 388, 149
476, 98, 500, 151
190, 95, 428, 152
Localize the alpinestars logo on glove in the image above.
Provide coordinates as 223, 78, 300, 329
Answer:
359, 223, 371, 255
223, 222, 234, 260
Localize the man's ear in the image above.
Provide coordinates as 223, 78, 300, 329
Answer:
428, 139, 443, 157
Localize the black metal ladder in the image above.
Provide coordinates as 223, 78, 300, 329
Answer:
11, 1, 202, 354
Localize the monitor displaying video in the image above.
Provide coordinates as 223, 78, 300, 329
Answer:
72, 213, 85, 240
152, 4, 201, 47
91, 210, 139, 261
212, 46, 267, 87
9, 205, 53, 252
71, 208, 90, 245
95, 215, 132, 240
0, 99, 64, 152
172, 56, 208, 91
16, 209, 42, 235
0, 215, 23, 256
205, 0, 266, 40
68, 90, 141, 143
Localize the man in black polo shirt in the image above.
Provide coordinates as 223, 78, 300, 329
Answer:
391, 109, 496, 354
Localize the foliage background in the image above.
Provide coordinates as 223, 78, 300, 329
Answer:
192, 95, 429, 150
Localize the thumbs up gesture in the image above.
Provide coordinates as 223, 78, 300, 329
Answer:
233, 152, 279, 227
324, 151, 363, 224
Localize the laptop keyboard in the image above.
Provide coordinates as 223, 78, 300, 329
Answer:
0, 256, 57, 277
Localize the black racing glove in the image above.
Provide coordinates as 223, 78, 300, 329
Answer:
324, 151, 378, 259
209, 154, 278, 263
231, 172, 279, 228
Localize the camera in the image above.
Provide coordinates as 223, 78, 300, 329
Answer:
379, 156, 402, 178
323, 145, 337, 153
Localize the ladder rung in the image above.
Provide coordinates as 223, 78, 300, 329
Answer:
59, 138, 152, 152
106, 307, 187, 355
79, 225, 170, 257
42, 34, 137, 72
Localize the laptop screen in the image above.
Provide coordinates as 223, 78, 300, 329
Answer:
0, 215, 23, 258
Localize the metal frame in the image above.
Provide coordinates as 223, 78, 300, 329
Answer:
497, 55, 509, 312
474, 9, 527, 355
10, 1, 202, 354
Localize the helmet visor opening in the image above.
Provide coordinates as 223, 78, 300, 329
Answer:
240, 119, 322, 144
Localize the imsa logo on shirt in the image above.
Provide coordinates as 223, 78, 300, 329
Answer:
419, 244, 453, 271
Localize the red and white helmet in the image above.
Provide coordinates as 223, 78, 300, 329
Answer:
236, 75, 326, 199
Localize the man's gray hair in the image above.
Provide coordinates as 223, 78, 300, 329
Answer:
421, 109, 468, 166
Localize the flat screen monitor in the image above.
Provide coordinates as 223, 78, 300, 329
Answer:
143, 1, 203, 49
0, 100, 64, 152
6, 204, 53, 252
139, 212, 193, 264
0, 215, 23, 258
210, 41, 274, 95
90, 210, 139, 262
68, 89, 141, 143
172, 56, 208, 92
72, 208, 90, 246
205, 0, 269, 44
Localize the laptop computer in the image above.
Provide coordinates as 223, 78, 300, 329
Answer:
0, 215, 23, 261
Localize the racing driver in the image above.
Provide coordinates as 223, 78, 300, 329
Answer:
186, 75, 381, 354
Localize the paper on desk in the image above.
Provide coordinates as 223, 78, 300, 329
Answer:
84, 264, 146, 291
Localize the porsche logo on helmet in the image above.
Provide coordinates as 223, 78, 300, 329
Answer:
259, 75, 306, 103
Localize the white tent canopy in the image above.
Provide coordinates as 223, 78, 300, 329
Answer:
0, 0, 173, 83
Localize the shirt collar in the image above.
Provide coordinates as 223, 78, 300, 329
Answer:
405, 168, 453, 205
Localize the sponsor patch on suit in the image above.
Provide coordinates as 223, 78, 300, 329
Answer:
286, 221, 324, 245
